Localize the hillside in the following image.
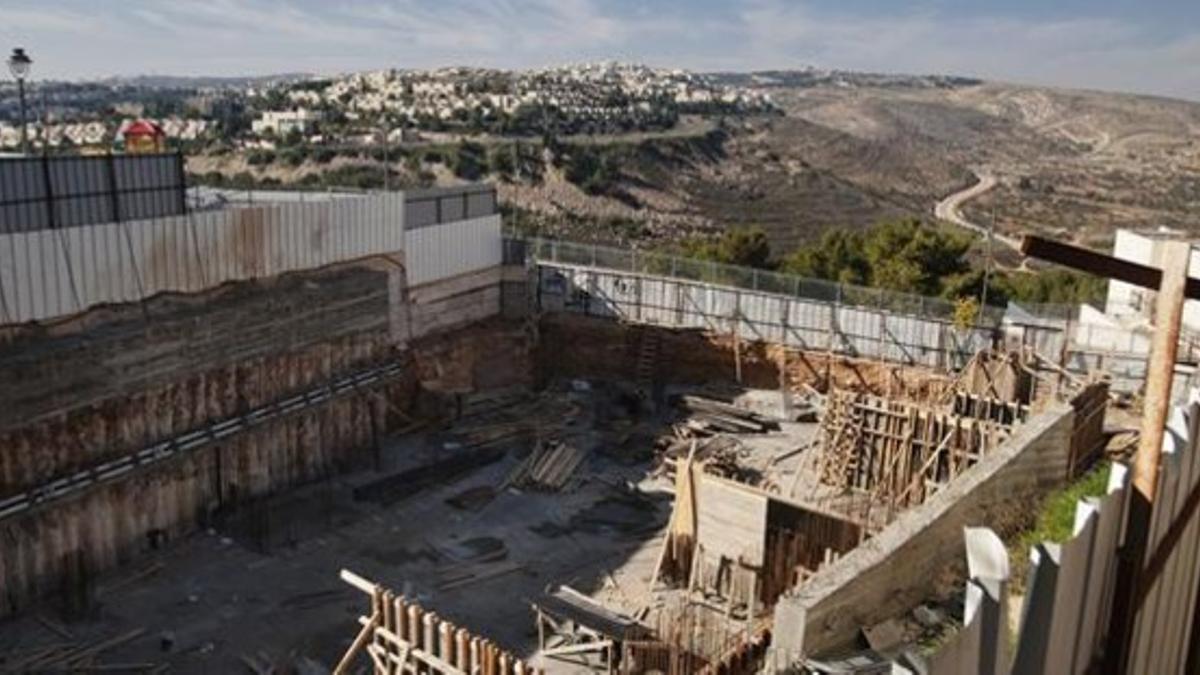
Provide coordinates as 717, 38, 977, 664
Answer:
189, 73, 1200, 256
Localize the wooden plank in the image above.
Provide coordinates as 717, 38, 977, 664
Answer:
1020, 235, 1200, 301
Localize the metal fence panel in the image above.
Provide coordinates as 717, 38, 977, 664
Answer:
404, 185, 496, 230
0, 153, 186, 232
0, 193, 408, 325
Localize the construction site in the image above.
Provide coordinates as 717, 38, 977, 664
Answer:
0, 173, 1162, 674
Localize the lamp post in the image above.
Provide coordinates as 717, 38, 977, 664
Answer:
7, 47, 32, 155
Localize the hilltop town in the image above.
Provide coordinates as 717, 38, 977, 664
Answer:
0, 62, 773, 152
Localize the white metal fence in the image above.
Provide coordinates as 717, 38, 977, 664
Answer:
534, 262, 994, 370
915, 391, 1200, 674
0, 193, 407, 325
520, 237, 1007, 326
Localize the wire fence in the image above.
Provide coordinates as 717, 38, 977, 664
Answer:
508, 237, 1007, 326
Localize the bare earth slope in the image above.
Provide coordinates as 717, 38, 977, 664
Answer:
501, 77, 1199, 254
771, 81, 1200, 249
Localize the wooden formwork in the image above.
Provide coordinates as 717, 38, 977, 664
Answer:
336, 569, 537, 675
817, 389, 1018, 518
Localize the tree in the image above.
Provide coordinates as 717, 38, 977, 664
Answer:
682, 226, 773, 269
780, 219, 971, 296
451, 141, 486, 181
488, 145, 515, 179
779, 229, 868, 285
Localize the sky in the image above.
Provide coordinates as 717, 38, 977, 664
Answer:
1, 0, 1198, 100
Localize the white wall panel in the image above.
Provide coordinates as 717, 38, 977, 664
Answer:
404, 213, 501, 287
0, 193, 407, 325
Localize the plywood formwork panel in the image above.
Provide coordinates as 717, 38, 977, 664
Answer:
695, 474, 769, 567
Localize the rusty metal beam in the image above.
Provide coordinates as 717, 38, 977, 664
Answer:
1020, 235, 1200, 300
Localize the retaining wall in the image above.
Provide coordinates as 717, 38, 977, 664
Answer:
0, 258, 528, 617
770, 404, 1076, 662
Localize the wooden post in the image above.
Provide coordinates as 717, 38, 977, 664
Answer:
732, 307, 743, 384
1106, 240, 1191, 673
456, 628, 470, 672
441, 622, 455, 668
423, 613, 437, 660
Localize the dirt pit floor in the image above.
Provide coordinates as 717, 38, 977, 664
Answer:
0, 379, 822, 674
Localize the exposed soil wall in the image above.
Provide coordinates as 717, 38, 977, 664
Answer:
537, 313, 953, 399
0, 263, 532, 617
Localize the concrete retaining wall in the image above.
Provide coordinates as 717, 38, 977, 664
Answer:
770, 405, 1076, 664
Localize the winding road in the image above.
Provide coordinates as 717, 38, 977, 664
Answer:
933, 172, 1020, 249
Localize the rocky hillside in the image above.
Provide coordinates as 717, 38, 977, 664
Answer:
189, 75, 1200, 256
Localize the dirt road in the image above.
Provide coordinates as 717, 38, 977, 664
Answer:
933, 172, 1020, 249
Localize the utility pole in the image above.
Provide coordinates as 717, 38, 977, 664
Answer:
981, 203, 995, 310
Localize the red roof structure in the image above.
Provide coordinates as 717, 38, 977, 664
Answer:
123, 119, 166, 153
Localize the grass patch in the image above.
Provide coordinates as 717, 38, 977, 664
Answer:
1009, 461, 1111, 585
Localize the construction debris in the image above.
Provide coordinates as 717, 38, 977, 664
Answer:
503, 438, 589, 491
445, 485, 498, 512
676, 395, 781, 435
4, 628, 148, 672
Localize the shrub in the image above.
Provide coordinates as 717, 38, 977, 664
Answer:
246, 149, 275, 166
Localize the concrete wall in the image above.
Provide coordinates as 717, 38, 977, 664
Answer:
770, 405, 1076, 663
407, 266, 505, 341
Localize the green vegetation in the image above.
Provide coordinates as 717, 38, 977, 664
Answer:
672, 219, 1106, 311
451, 141, 487, 181
246, 149, 276, 166
993, 269, 1107, 305
681, 226, 773, 268
1008, 461, 1111, 586
779, 219, 972, 297
563, 146, 621, 196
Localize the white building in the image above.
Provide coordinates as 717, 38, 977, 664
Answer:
251, 109, 324, 137
1103, 228, 1200, 333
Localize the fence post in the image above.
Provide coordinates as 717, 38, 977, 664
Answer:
106, 153, 121, 223
40, 155, 56, 229
671, 255, 678, 278
1105, 239, 1191, 674
753, 269, 759, 291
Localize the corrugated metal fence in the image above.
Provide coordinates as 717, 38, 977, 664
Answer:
0, 193, 407, 325
0, 153, 186, 232
534, 262, 994, 370
915, 391, 1200, 675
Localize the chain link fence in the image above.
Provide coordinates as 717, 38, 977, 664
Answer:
512, 237, 1007, 326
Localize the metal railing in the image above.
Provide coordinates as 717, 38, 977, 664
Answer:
509, 236, 1007, 325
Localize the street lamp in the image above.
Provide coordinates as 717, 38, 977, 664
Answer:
7, 47, 32, 155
